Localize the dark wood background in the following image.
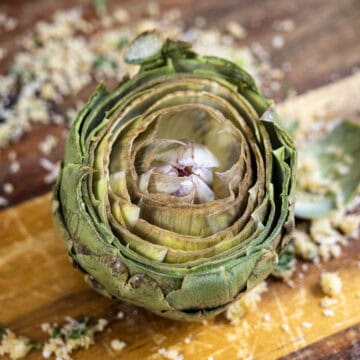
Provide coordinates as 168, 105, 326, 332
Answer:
0, 0, 360, 359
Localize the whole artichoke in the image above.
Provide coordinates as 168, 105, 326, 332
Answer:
52, 32, 296, 321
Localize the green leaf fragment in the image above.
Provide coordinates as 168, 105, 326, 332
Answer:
295, 120, 360, 219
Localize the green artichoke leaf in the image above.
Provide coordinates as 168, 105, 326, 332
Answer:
295, 120, 360, 219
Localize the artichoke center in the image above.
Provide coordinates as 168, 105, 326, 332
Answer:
142, 141, 220, 203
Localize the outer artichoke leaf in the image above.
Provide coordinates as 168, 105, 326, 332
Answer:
51, 164, 73, 252
76, 253, 173, 312
246, 249, 277, 290
295, 120, 360, 219
165, 250, 269, 310
251, 145, 292, 255
64, 84, 108, 165
170, 56, 269, 116
60, 164, 116, 252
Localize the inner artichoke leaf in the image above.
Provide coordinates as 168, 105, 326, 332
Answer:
213, 152, 246, 198
137, 158, 254, 237
128, 95, 258, 205
110, 195, 140, 229
109, 171, 131, 201
127, 103, 251, 205
124, 182, 259, 253
114, 187, 270, 265
105, 74, 262, 179
295, 119, 360, 219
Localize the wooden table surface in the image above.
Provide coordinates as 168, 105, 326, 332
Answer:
1, 1, 360, 359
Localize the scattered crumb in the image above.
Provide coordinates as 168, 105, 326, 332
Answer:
226, 21, 247, 39
183, 336, 192, 344
333, 212, 360, 235
263, 313, 271, 322
226, 282, 268, 325
301, 322, 313, 329
272, 35, 285, 49
272, 19, 295, 32
39, 158, 60, 184
41, 317, 108, 360
158, 347, 184, 360
116, 311, 124, 320
0, 329, 32, 360
320, 296, 338, 308
0, 196, 9, 207
39, 135, 58, 155
322, 309, 335, 317
320, 272, 342, 297
3, 183, 14, 195
293, 229, 318, 261
110, 339, 126, 352
301, 263, 309, 272
0, 12, 18, 32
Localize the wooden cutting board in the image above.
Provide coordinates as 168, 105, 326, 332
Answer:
1, 74, 360, 360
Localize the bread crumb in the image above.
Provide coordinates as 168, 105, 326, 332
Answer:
272, 35, 285, 49
293, 229, 318, 261
225, 282, 268, 325
41, 316, 108, 360
320, 296, 338, 308
0, 329, 32, 360
110, 339, 126, 352
3, 183, 14, 194
226, 21, 247, 39
320, 272, 342, 297
158, 347, 184, 360
301, 321, 313, 329
116, 311, 124, 319
323, 309, 335, 317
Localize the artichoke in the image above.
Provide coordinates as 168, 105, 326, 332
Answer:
52, 32, 296, 321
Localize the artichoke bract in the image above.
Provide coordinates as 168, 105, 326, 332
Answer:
52, 32, 296, 321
